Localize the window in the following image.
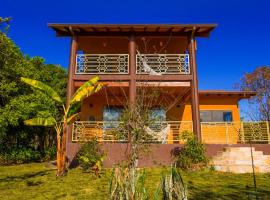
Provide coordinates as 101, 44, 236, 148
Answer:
103, 107, 122, 121
150, 108, 166, 121
103, 107, 123, 129
200, 110, 232, 122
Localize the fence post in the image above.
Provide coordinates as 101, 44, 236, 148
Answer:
225, 122, 228, 144
240, 121, 245, 144
266, 121, 270, 144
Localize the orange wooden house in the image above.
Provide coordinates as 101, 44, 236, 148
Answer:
49, 24, 270, 166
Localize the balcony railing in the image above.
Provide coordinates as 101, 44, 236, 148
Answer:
136, 54, 190, 75
75, 54, 190, 75
72, 121, 270, 144
76, 54, 129, 74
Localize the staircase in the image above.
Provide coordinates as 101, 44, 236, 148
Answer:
212, 147, 270, 173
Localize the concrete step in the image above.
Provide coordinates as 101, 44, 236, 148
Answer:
212, 147, 270, 173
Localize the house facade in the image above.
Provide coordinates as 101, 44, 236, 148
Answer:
49, 24, 270, 167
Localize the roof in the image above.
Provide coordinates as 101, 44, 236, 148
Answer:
199, 90, 257, 99
48, 23, 217, 37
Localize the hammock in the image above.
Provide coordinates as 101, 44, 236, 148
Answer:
145, 124, 170, 144
136, 50, 162, 75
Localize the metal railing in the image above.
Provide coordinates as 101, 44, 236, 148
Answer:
136, 54, 190, 75
75, 54, 190, 75
72, 121, 270, 144
76, 54, 129, 74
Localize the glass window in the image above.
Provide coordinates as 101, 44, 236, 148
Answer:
150, 108, 166, 121
103, 107, 123, 129
200, 110, 233, 122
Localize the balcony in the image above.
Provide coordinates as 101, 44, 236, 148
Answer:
72, 121, 270, 144
75, 54, 190, 75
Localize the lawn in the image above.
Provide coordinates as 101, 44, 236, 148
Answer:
0, 163, 270, 200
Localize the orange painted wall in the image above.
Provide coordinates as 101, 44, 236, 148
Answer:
79, 94, 241, 144
80, 95, 240, 122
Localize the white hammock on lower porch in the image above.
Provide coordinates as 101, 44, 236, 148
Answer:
145, 124, 170, 144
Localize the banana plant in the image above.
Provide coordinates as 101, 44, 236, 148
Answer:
21, 76, 103, 176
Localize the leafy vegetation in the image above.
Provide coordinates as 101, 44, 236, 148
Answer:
174, 131, 208, 170
0, 21, 67, 160
0, 163, 270, 200
77, 140, 105, 176
238, 66, 270, 121
158, 167, 187, 200
109, 167, 149, 200
21, 76, 103, 176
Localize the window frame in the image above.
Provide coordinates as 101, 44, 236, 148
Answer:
200, 110, 233, 122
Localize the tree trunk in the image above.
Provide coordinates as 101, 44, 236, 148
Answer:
56, 133, 61, 176
59, 123, 67, 176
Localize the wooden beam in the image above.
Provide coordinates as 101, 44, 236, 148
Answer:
74, 74, 192, 81
136, 75, 193, 81
129, 35, 136, 103
74, 74, 131, 81
66, 36, 78, 144
188, 30, 201, 141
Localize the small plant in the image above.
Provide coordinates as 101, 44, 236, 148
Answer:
109, 167, 149, 200
77, 139, 104, 177
156, 167, 188, 200
174, 131, 208, 170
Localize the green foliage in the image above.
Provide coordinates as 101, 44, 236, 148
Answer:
175, 131, 208, 170
158, 167, 188, 200
77, 140, 104, 173
0, 28, 67, 152
109, 168, 149, 200
0, 148, 41, 164
0, 147, 56, 165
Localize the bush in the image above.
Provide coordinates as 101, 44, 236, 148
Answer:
174, 131, 208, 170
42, 146, 57, 162
77, 140, 104, 175
0, 146, 56, 165
0, 148, 41, 165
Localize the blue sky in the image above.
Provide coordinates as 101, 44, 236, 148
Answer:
2, 0, 269, 91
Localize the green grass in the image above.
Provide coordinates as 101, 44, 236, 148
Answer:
0, 163, 270, 199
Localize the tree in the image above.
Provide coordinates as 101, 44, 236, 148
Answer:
21, 76, 103, 176
239, 66, 270, 121
0, 22, 67, 153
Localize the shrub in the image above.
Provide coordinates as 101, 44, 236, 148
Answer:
0, 148, 41, 165
109, 167, 149, 200
77, 140, 104, 175
174, 131, 208, 170
158, 167, 188, 200
42, 146, 57, 161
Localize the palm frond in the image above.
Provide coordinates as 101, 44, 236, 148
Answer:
67, 113, 80, 125
24, 117, 56, 127
70, 76, 102, 105
21, 77, 63, 103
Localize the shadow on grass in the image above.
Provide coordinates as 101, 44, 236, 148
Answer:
188, 184, 270, 200
0, 169, 54, 182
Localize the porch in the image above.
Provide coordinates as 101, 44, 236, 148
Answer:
72, 121, 270, 144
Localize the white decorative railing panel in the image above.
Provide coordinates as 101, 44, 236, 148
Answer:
72, 121, 270, 144
136, 54, 190, 75
76, 54, 129, 74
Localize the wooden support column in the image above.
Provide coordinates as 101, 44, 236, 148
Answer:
66, 36, 78, 143
128, 35, 136, 103
188, 31, 201, 141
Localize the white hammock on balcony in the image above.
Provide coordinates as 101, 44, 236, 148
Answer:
136, 50, 162, 75
145, 124, 170, 144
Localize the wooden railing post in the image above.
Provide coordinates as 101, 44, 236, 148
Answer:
266, 121, 270, 144
188, 29, 201, 141
128, 35, 136, 103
